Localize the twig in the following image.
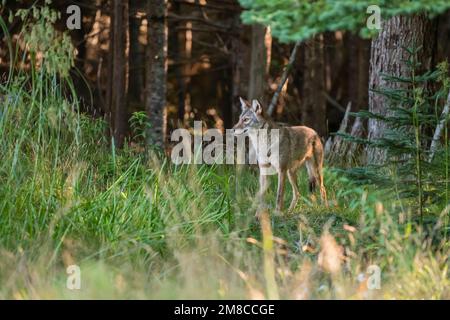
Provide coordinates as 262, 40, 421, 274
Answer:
267, 41, 301, 116
324, 92, 346, 113
325, 102, 351, 161
168, 13, 231, 30
75, 27, 108, 47
191, 38, 229, 55
429, 90, 450, 162
97, 57, 106, 112
171, 0, 241, 12
338, 102, 352, 133
346, 116, 364, 164
175, 26, 238, 36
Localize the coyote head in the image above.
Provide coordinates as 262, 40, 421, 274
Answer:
232, 97, 266, 135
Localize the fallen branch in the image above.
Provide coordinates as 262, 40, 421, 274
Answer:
346, 116, 365, 164
267, 41, 301, 116
429, 90, 450, 162
323, 92, 346, 113
325, 102, 351, 161
97, 57, 106, 112
168, 13, 231, 30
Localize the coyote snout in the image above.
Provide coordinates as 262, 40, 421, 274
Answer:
234, 97, 328, 213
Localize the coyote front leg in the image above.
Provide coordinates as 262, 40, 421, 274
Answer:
258, 173, 269, 207
276, 170, 286, 212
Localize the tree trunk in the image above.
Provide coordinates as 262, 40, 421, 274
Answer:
357, 37, 370, 112
230, 13, 242, 124
105, 1, 115, 138
111, 0, 128, 148
248, 24, 268, 103
219, 67, 233, 130
170, 0, 186, 123
343, 33, 370, 116
367, 14, 437, 164
146, 0, 168, 148
346, 33, 358, 111
129, 1, 144, 105
301, 35, 327, 137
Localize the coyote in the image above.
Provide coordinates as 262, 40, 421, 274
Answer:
233, 98, 328, 212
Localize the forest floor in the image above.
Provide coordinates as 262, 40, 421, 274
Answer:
0, 109, 448, 299
2, 0, 450, 301
0, 73, 449, 299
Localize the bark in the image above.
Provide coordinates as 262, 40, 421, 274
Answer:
105, 1, 115, 137
111, 0, 128, 148
292, 44, 305, 122
367, 14, 437, 164
248, 24, 268, 103
230, 13, 242, 124
357, 37, 370, 112
170, 0, 186, 122
343, 33, 370, 117
129, 1, 144, 104
146, 0, 168, 148
323, 31, 345, 132
301, 35, 327, 137
346, 33, 358, 111
435, 11, 450, 64
219, 68, 233, 130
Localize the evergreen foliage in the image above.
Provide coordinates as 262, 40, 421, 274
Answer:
338, 47, 450, 219
239, 0, 450, 42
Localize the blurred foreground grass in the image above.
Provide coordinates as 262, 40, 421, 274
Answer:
0, 74, 448, 299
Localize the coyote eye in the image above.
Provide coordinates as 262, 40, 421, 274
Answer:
243, 117, 251, 124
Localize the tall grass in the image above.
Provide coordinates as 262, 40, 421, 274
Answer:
0, 6, 448, 299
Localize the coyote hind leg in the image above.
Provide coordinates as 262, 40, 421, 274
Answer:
308, 140, 328, 206
313, 141, 328, 207
305, 157, 328, 207
317, 166, 328, 206
305, 159, 318, 194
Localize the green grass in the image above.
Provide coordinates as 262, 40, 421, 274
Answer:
0, 72, 448, 299
0, 9, 448, 298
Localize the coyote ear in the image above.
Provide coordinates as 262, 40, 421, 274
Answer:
239, 97, 249, 111
252, 99, 263, 115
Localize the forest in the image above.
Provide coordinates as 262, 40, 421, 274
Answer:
0, 0, 449, 300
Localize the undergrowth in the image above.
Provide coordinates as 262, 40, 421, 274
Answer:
0, 6, 448, 299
